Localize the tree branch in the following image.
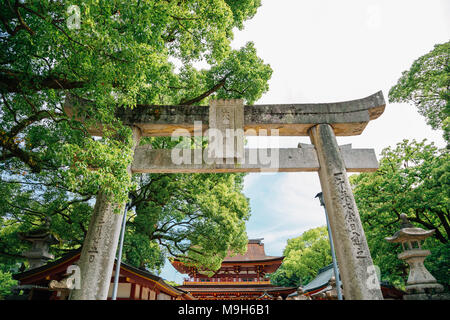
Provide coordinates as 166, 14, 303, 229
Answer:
0, 0, 35, 36
410, 211, 447, 243
0, 69, 86, 92
179, 73, 230, 105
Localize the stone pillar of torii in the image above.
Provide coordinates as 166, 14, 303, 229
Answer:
65, 91, 386, 300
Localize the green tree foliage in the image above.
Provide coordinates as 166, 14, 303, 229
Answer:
0, 0, 271, 288
270, 226, 332, 287
0, 170, 250, 282
351, 139, 450, 290
163, 280, 180, 288
389, 41, 450, 142
0, 0, 272, 203
0, 269, 17, 299
124, 172, 249, 274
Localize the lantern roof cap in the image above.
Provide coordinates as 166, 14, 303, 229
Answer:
385, 214, 435, 243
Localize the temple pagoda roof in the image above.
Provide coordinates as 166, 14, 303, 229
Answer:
171, 239, 284, 274
171, 238, 284, 273
223, 238, 283, 263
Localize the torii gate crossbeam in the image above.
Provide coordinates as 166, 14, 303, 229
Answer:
66, 91, 385, 300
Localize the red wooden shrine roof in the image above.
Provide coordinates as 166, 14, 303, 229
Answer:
171, 239, 284, 274
223, 239, 283, 263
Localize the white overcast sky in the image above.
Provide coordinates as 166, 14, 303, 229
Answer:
161, 0, 449, 283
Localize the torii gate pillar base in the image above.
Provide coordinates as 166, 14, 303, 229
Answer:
309, 124, 383, 300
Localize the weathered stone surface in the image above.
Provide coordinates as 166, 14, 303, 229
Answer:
70, 127, 141, 300
309, 124, 383, 300
70, 191, 124, 300
209, 99, 244, 160
19, 229, 58, 269
131, 145, 378, 173
403, 292, 450, 300
386, 214, 445, 297
62, 92, 387, 300
398, 249, 443, 293
64, 91, 385, 137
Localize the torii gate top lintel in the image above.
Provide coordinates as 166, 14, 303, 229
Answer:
68, 90, 386, 301
64, 91, 385, 137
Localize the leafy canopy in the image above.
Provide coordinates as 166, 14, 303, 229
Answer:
0, 0, 271, 295
270, 226, 332, 287
351, 139, 449, 290
0, 0, 272, 204
124, 171, 250, 273
389, 41, 450, 142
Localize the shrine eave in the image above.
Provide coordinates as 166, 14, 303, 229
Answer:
221, 256, 284, 265
170, 256, 284, 275
176, 285, 297, 294
13, 249, 192, 299
13, 250, 80, 282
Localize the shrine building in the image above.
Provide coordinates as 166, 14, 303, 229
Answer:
171, 239, 297, 300
11, 250, 195, 300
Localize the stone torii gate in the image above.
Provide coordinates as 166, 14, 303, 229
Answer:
65, 91, 386, 300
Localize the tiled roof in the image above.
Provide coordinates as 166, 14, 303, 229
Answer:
302, 263, 338, 293
12, 248, 191, 298
223, 239, 283, 262
13, 249, 81, 281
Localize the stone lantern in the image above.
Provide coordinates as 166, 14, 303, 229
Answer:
19, 219, 58, 269
385, 214, 445, 300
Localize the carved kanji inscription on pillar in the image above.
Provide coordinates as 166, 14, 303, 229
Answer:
334, 172, 368, 259
64, 92, 386, 300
